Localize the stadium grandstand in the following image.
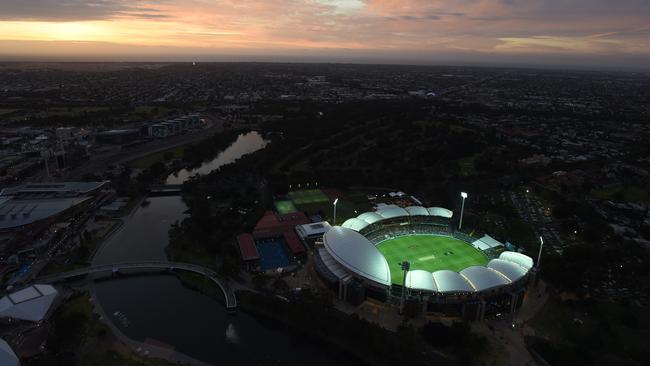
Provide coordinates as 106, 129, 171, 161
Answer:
313, 205, 534, 321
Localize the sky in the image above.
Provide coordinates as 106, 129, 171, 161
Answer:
0, 0, 649, 69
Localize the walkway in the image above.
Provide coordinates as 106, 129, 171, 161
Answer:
37, 261, 237, 309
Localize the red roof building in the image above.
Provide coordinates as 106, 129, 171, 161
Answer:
237, 233, 259, 261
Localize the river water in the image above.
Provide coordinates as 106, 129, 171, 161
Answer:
165, 131, 269, 185
93, 132, 358, 365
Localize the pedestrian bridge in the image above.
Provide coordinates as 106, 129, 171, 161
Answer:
37, 261, 237, 309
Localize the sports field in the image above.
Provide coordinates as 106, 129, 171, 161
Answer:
288, 189, 330, 205
274, 200, 297, 214
377, 235, 488, 285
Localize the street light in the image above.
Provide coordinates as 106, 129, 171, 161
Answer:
332, 198, 339, 225
458, 192, 468, 231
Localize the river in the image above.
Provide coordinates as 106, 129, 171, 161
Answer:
165, 131, 268, 185
92, 132, 359, 365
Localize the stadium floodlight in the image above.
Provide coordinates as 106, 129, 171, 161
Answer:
332, 198, 339, 225
458, 192, 468, 230
537, 236, 544, 270
399, 261, 410, 314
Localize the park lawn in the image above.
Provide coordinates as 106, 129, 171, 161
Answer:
128, 146, 185, 169
377, 235, 488, 285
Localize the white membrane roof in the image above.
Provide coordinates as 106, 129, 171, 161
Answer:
460, 266, 510, 291
499, 251, 534, 270
323, 227, 391, 286
405, 270, 437, 291
404, 206, 429, 216
376, 206, 409, 219
341, 218, 371, 232
432, 270, 473, 293
488, 259, 529, 283
427, 207, 454, 218
357, 212, 383, 224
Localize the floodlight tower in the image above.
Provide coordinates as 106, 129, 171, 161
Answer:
535, 236, 544, 286
458, 192, 468, 230
537, 236, 544, 270
332, 198, 339, 225
399, 261, 410, 314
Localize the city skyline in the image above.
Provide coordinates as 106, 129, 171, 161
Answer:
1, 0, 649, 69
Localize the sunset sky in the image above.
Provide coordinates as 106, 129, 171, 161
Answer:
1, 0, 649, 68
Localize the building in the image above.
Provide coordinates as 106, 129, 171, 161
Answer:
0, 181, 106, 232
0, 284, 58, 322
295, 221, 332, 247
0, 339, 20, 366
313, 205, 533, 321
94, 129, 141, 145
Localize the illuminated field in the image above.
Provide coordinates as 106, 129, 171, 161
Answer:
377, 235, 488, 285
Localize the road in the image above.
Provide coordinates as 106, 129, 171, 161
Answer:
63, 116, 224, 180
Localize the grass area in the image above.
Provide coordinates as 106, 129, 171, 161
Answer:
377, 235, 488, 285
133, 105, 172, 117
45, 106, 109, 117
128, 146, 185, 169
0, 108, 18, 116
48, 293, 177, 366
590, 184, 650, 202
274, 199, 297, 214
288, 189, 330, 205
176, 272, 226, 303
168, 242, 215, 269
457, 154, 479, 176
529, 294, 650, 364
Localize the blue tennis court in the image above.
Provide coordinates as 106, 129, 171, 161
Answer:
256, 238, 290, 270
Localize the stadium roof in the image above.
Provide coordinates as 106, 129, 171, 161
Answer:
0, 197, 92, 230
357, 212, 383, 224
499, 251, 534, 270
324, 217, 535, 293
432, 270, 473, 293
460, 266, 510, 291
316, 247, 350, 281
0, 284, 58, 322
473, 235, 504, 249
428, 207, 453, 218
405, 270, 437, 292
487, 259, 529, 283
341, 217, 371, 232
0, 339, 19, 366
323, 227, 391, 286
341, 205, 454, 233
404, 206, 429, 216
376, 206, 409, 219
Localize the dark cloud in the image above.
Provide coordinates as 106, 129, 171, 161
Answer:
0, 0, 167, 21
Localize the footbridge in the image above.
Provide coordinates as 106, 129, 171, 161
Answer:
37, 261, 236, 309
